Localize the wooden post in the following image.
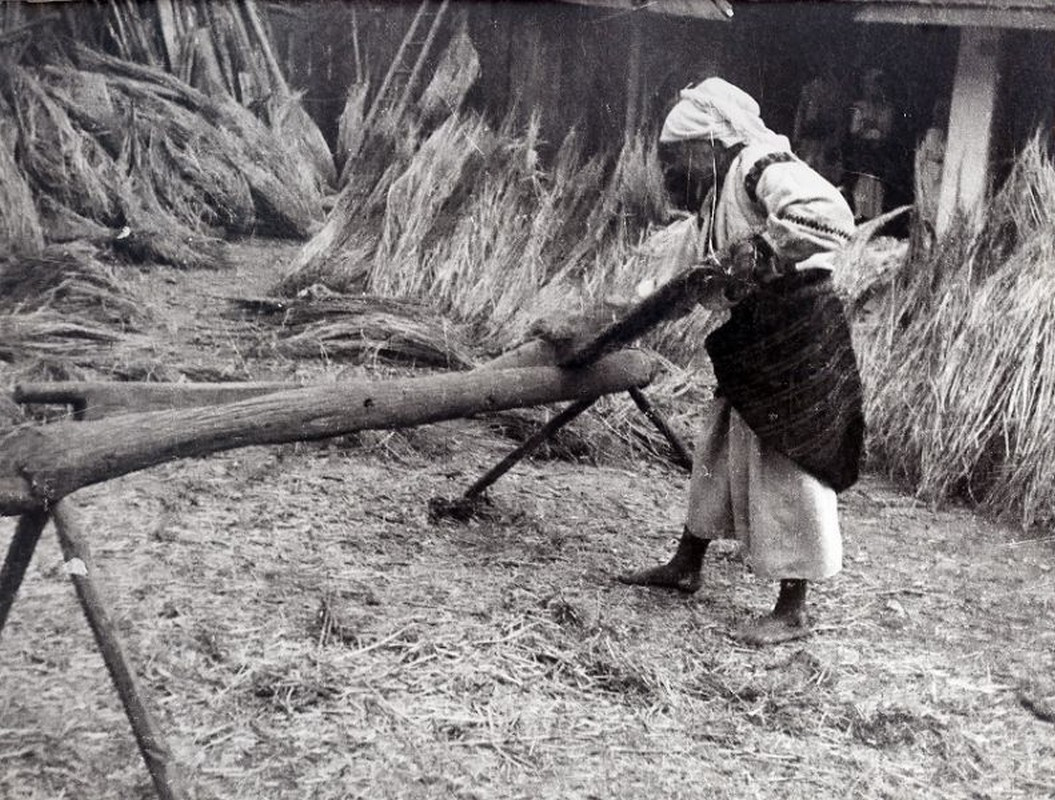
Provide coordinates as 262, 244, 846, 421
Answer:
627, 386, 693, 471
624, 11, 643, 137
937, 27, 1003, 234
393, 0, 451, 121
240, 0, 291, 97
0, 509, 48, 638
51, 501, 186, 800
463, 398, 596, 499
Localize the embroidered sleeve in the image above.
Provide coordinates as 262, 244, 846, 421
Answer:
749, 155, 855, 265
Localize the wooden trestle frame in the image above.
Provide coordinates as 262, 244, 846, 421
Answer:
0, 265, 718, 798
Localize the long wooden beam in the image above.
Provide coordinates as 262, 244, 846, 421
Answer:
14, 381, 292, 420
0, 352, 654, 515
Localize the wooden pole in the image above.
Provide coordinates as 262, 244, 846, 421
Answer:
239, 0, 291, 97
0, 353, 654, 515
555, 266, 723, 368
0, 509, 48, 639
627, 387, 693, 471
463, 398, 596, 499
154, 0, 181, 73
393, 0, 450, 121
624, 11, 642, 137
350, 5, 363, 85
363, 0, 429, 129
51, 501, 186, 800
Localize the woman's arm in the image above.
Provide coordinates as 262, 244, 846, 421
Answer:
752, 157, 855, 265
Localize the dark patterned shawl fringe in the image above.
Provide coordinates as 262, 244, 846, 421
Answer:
705, 268, 865, 492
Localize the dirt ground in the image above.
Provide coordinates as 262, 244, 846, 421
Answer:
1, 241, 1053, 800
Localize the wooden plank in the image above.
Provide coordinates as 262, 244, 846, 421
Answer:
854, 4, 1055, 31
558, 0, 728, 21
0, 353, 655, 515
14, 381, 292, 420
52, 501, 187, 800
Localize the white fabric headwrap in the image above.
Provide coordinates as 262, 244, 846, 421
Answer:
660, 77, 789, 151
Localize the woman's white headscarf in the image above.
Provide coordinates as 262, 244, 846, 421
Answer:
660, 77, 789, 151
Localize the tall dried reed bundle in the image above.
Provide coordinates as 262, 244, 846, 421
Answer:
0, 113, 43, 255
861, 136, 1055, 526
309, 111, 669, 353
14, 63, 227, 268
4, 65, 123, 225
80, 53, 321, 237
335, 81, 369, 181
268, 92, 336, 190
371, 115, 501, 297
278, 109, 424, 294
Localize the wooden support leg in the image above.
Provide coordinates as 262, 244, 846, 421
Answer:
464, 398, 597, 499
51, 500, 186, 800
0, 508, 48, 639
627, 387, 694, 472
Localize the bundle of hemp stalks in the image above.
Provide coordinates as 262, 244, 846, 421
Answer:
0, 47, 325, 267
859, 135, 1055, 528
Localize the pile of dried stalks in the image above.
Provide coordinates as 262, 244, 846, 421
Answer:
859, 136, 1055, 527
0, 8, 327, 269
0, 243, 146, 330
232, 293, 477, 370
0, 243, 154, 390
0, 116, 43, 256
0, 311, 132, 369
279, 113, 669, 353
74, 0, 335, 193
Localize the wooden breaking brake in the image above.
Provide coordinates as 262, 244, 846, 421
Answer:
0, 263, 721, 799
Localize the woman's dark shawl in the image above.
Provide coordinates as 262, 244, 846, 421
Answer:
705, 268, 864, 492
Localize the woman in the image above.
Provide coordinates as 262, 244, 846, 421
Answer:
619, 78, 863, 646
